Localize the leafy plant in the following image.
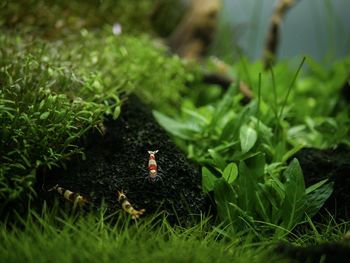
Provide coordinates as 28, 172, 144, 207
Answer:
153, 57, 349, 232
203, 155, 333, 236
234, 57, 350, 148
154, 81, 301, 167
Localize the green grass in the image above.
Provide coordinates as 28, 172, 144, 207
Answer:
1, 206, 349, 263
0, 207, 281, 263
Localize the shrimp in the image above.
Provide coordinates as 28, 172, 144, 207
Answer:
145, 150, 163, 182
117, 191, 145, 219
48, 184, 88, 207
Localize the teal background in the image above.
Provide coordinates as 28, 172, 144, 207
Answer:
218, 0, 350, 62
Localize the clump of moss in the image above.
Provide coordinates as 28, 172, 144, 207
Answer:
63, 29, 197, 113
0, 34, 113, 203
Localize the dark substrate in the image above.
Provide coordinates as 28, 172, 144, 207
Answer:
275, 241, 350, 263
294, 146, 350, 221
35, 95, 207, 224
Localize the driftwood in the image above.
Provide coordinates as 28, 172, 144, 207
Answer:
202, 57, 253, 103
167, 0, 221, 60
154, 0, 252, 101
262, 0, 297, 69
203, 72, 253, 104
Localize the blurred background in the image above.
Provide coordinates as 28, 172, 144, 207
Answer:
214, 0, 350, 62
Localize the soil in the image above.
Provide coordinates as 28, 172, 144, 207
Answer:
35, 95, 207, 224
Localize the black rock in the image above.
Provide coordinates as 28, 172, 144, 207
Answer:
275, 242, 350, 263
36, 95, 207, 223
294, 146, 350, 220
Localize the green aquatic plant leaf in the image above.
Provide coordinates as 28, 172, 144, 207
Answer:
240, 125, 257, 154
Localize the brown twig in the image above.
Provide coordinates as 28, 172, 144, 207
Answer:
262, 0, 297, 69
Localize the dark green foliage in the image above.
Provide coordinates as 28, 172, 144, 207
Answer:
203, 156, 333, 236
0, 0, 155, 37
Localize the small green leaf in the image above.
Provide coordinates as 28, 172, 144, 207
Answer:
153, 110, 197, 140
305, 179, 329, 195
305, 181, 333, 218
222, 162, 238, 184
240, 125, 257, 154
202, 167, 218, 193
40, 112, 50, 120
113, 105, 121, 119
208, 149, 226, 171
182, 108, 209, 125
281, 144, 304, 163
280, 159, 306, 230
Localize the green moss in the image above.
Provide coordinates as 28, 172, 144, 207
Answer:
0, 34, 110, 202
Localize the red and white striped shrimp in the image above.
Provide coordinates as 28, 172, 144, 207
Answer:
48, 184, 88, 207
146, 150, 163, 182
117, 191, 145, 219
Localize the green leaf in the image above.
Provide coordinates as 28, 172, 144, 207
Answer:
305, 181, 333, 218
236, 160, 258, 213
202, 167, 218, 193
244, 152, 265, 180
222, 162, 238, 184
255, 189, 270, 222
40, 112, 50, 120
228, 202, 255, 225
182, 108, 209, 125
213, 178, 237, 222
305, 179, 329, 194
280, 159, 306, 230
153, 110, 197, 140
208, 149, 226, 171
210, 83, 238, 129
113, 105, 121, 119
240, 125, 257, 154
281, 144, 304, 163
